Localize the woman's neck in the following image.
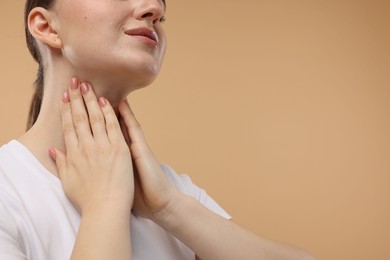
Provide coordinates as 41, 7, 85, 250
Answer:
17, 72, 133, 177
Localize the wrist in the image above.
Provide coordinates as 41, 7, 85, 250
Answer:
152, 191, 195, 230
81, 197, 132, 216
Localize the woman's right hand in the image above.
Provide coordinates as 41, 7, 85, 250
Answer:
49, 78, 134, 214
49, 79, 133, 259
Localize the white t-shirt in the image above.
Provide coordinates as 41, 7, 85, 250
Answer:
0, 140, 231, 260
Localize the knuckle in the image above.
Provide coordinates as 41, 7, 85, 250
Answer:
62, 122, 74, 134
103, 107, 115, 118
83, 91, 95, 101
61, 102, 71, 113
84, 95, 99, 109
69, 91, 82, 100
106, 121, 119, 131
113, 143, 129, 155
89, 114, 104, 125
73, 113, 89, 126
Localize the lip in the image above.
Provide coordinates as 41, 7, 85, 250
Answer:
124, 27, 159, 47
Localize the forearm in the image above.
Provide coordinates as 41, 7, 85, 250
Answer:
71, 202, 132, 260
155, 194, 315, 260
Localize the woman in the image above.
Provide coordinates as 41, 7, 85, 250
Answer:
0, 0, 315, 259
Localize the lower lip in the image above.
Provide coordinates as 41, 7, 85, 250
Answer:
129, 35, 158, 47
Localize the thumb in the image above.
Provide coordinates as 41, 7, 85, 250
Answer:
119, 115, 131, 146
118, 100, 145, 145
48, 147, 67, 179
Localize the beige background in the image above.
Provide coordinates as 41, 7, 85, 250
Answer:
1, 0, 389, 259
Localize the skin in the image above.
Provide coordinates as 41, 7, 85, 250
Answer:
52, 80, 134, 259
18, 0, 316, 259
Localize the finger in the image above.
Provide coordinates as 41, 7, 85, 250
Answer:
48, 147, 67, 180
68, 78, 93, 143
80, 82, 108, 143
60, 91, 78, 149
119, 115, 131, 145
118, 100, 146, 145
99, 97, 125, 144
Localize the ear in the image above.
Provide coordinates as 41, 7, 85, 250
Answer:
28, 7, 62, 49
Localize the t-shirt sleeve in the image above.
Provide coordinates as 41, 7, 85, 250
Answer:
0, 198, 27, 260
161, 164, 232, 220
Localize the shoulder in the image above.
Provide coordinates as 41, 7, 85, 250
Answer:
0, 141, 18, 196
0, 140, 21, 170
0, 141, 11, 162
0, 141, 23, 192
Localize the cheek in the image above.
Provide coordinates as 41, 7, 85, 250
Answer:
59, 18, 115, 68
158, 33, 167, 64
57, 0, 112, 42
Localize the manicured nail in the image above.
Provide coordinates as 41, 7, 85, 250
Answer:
62, 92, 70, 103
99, 97, 107, 107
81, 82, 89, 94
49, 148, 56, 160
70, 78, 79, 90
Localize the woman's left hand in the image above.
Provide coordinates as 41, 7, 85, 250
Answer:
118, 100, 181, 221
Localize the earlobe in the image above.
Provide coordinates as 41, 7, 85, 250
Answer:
28, 7, 62, 49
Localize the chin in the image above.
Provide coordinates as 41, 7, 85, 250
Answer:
73, 55, 163, 101
126, 61, 161, 88
96, 67, 159, 102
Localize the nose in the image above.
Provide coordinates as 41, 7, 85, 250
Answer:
134, 0, 165, 25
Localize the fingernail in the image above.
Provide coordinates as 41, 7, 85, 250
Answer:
62, 92, 70, 103
99, 97, 107, 107
81, 82, 89, 94
49, 148, 56, 160
70, 78, 79, 90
